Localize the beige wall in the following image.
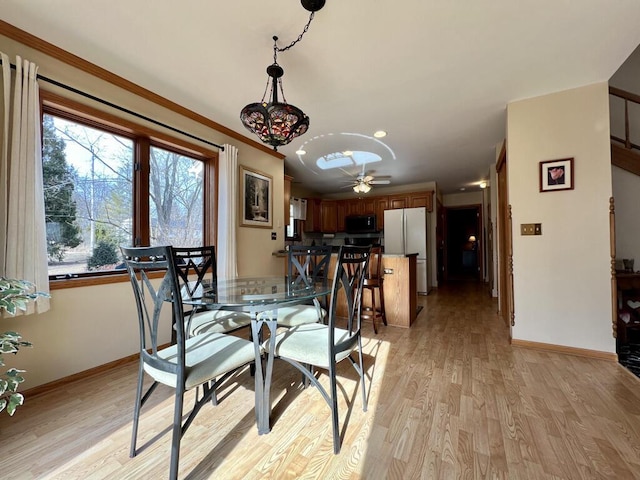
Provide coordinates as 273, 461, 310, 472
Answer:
507, 82, 615, 353
1, 33, 285, 389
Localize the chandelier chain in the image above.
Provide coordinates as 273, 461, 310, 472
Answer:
274, 12, 315, 57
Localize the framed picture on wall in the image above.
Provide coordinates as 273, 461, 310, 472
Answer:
539, 157, 574, 192
240, 165, 273, 228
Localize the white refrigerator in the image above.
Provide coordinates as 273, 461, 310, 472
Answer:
383, 207, 430, 294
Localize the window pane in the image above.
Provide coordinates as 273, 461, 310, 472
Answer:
43, 114, 134, 277
149, 146, 203, 247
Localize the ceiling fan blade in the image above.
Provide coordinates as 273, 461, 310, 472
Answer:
370, 180, 391, 184
362, 175, 374, 183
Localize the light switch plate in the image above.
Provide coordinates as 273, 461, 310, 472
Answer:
521, 223, 542, 235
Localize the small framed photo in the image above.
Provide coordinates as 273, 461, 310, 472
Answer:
240, 165, 273, 228
540, 158, 574, 192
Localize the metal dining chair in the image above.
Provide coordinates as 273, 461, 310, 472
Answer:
264, 245, 371, 454
172, 246, 252, 337
121, 245, 256, 480
276, 244, 332, 327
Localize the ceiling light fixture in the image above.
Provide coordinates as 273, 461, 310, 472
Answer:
479, 181, 487, 189
296, 148, 306, 155
240, 0, 326, 151
353, 181, 372, 194
373, 130, 387, 138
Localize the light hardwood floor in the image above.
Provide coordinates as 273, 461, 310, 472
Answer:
2, 282, 640, 479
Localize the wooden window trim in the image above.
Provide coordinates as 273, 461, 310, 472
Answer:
42, 92, 217, 289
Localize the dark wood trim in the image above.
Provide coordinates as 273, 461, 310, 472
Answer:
609, 86, 640, 106
42, 91, 218, 158
0, 19, 285, 160
611, 142, 640, 177
496, 140, 506, 171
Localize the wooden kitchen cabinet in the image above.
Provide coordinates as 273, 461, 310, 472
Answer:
388, 194, 409, 210
361, 198, 376, 215
305, 190, 433, 232
346, 199, 363, 217
304, 198, 322, 232
375, 196, 388, 229
336, 200, 347, 232
409, 191, 433, 211
320, 200, 338, 232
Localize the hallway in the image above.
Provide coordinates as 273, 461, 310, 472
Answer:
1, 284, 640, 478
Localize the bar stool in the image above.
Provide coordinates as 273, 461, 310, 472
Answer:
361, 245, 387, 333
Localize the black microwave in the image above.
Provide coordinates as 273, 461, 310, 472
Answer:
345, 214, 377, 233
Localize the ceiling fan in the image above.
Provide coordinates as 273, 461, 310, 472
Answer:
344, 171, 391, 193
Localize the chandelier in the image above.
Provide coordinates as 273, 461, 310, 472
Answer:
240, 0, 326, 151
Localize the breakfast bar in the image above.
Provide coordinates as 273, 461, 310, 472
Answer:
327, 252, 418, 328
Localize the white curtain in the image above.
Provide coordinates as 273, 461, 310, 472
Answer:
0, 53, 50, 313
216, 144, 238, 279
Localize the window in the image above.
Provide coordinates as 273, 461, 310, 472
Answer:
42, 100, 215, 282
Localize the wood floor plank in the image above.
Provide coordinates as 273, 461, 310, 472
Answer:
2, 282, 640, 479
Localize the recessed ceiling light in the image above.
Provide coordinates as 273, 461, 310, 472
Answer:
373, 130, 387, 138
479, 182, 487, 189
460, 187, 466, 191
296, 149, 306, 155
343, 150, 353, 156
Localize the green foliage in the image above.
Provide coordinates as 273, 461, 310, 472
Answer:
87, 241, 119, 270
0, 278, 48, 416
42, 115, 82, 261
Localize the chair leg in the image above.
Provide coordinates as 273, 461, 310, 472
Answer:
329, 368, 341, 454
210, 380, 218, 405
378, 283, 387, 326
130, 372, 144, 458
358, 339, 368, 412
169, 388, 185, 480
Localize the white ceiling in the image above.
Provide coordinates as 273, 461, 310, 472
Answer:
2, 0, 640, 194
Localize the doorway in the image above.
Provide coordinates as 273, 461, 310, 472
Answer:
443, 206, 482, 281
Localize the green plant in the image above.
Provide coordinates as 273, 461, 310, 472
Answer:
87, 240, 119, 270
0, 278, 49, 416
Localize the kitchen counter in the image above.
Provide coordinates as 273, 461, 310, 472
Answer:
329, 252, 417, 328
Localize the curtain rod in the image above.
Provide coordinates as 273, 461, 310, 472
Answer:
0, 59, 224, 151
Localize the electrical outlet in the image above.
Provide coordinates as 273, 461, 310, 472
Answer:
383, 268, 393, 274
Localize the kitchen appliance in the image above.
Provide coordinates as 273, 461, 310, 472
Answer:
383, 207, 430, 294
345, 214, 377, 234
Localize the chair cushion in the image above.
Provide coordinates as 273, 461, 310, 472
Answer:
188, 309, 252, 335
276, 305, 327, 327
144, 333, 256, 390
265, 323, 354, 369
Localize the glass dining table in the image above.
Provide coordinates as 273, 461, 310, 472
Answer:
180, 275, 331, 435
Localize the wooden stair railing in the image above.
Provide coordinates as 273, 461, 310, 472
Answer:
610, 86, 640, 177
610, 86, 640, 149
